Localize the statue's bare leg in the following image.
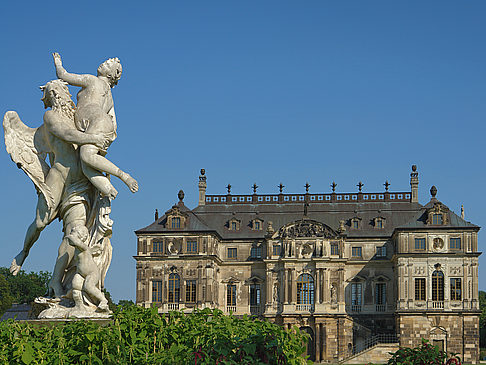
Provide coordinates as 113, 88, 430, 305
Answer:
48, 204, 87, 298
10, 170, 63, 275
83, 274, 108, 311
79, 144, 138, 194
81, 161, 118, 199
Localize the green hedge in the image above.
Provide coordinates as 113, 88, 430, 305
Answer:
0, 305, 311, 364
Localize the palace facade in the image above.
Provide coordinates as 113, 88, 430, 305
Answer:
134, 166, 481, 363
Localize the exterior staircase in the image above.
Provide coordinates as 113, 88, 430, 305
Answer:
340, 334, 399, 364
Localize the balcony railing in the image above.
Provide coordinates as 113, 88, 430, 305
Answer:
375, 304, 386, 312
432, 301, 444, 309
351, 305, 362, 312
227, 305, 236, 313
296, 304, 314, 312
250, 305, 263, 315
168, 303, 179, 311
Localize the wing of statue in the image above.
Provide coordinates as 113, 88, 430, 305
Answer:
3, 111, 55, 208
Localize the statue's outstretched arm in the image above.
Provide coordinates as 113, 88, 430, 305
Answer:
52, 53, 91, 87
44, 112, 107, 150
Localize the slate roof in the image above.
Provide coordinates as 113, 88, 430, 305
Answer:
136, 197, 438, 239
396, 198, 479, 230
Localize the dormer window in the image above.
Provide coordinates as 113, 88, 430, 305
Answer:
172, 217, 181, 228
251, 218, 264, 231
165, 206, 187, 229
228, 218, 241, 231
374, 217, 385, 229
432, 214, 443, 225
426, 202, 449, 226
351, 217, 361, 229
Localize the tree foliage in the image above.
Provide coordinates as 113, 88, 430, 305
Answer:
0, 305, 310, 364
0, 267, 51, 317
387, 338, 461, 365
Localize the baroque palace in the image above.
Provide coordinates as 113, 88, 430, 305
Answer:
134, 166, 481, 363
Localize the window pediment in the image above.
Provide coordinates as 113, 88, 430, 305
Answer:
426, 202, 449, 226
227, 218, 241, 231
164, 205, 188, 229
275, 219, 338, 239
250, 218, 264, 231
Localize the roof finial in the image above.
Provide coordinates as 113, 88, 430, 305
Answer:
155, 209, 159, 221
410, 165, 419, 203
305, 182, 310, 193
226, 184, 231, 194
252, 183, 258, 194
461, 205, 464, 219
357, 181, 364, 192
278, 183, 285, 193
331, 181, 337, 192
384, 180, 390, 191
178, 189, 185, 202
430, 185, 437, 198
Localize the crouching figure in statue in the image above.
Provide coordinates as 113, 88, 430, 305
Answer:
3, 54, 138, 318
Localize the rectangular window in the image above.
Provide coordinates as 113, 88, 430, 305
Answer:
415, 238, 426, 250
250, 284, 261, 306
376, 219, 383, 229
272, 245, 281, 256
153, 241, 163, 253
152, 280, 163, 303
351, 283, 362, 305
171, 217, 181, 228
186, 240, 198, 253
228, 248, 237, 259
352, 247, 362, 258
376, 246, 386, 257
375, 283, 386, 304
231, 221, 238, 230
250, 246, 262, 259
450, 278, 462, 301
353, 220, 359, 229
415, 278, 426, 301
227, 284, 237, 306
254, 221, 261, 230
432, 214, 443, 225
450, 238, 461, 250
186, 280, 197, 302
331, 244, 339, 256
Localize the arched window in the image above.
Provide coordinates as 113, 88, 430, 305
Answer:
297, 274, 314, 305
168, 273, 180, 303
432, 270, 444, 301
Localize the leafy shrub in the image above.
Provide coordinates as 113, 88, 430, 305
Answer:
387, 338, 461, 365
0, 305, 310, 364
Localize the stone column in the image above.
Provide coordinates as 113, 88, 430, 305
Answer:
266, 270, 273, 306
291, 269, 297, 303
287, 268, 292, 303
283, 268, 288, 304
316, 323, 321, 362
315, 269, 320, 305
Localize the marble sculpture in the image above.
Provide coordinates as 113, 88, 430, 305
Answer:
3, 53, 138, 318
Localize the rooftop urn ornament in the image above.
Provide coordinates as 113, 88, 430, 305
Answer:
357, 181, 364, 192
430, 185, 437, 198
252, 183, 258, 194
278, 183, 285, 193
178, 190, 185, 202
305, 182, 310, 193
384, 180, 390, 191
199, 168, 206, 182
331, 181, 337, 192
226, 184, 231, 194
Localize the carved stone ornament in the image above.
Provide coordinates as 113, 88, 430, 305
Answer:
426, 202, 449, 225
275, 219, 338, 239
432, 237, 445, 252
3, 53, 139, 319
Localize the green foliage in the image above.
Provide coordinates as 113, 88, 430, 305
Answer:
387, 338, 461, 365
0, 274, 13, 316
102, 288, 117, 312
0, 305, 310, 364
0, 267, 51, 305
480, 291, 486, 348
117, 300, 134, 307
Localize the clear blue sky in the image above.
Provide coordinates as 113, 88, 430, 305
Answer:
0, 1, 485, 302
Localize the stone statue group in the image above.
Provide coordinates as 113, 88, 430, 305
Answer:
3, 53, 138, 318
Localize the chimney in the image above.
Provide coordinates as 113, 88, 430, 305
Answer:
410, 165, 419, 203
198, 169, 207, 206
